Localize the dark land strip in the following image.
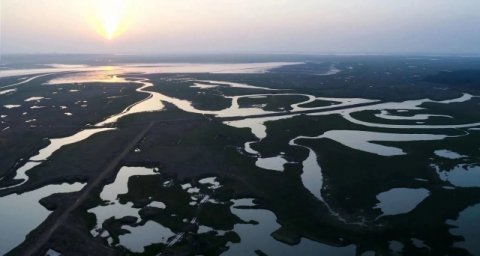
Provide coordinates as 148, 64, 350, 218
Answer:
16, 122, 156, 256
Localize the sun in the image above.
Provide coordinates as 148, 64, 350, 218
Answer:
98, 0, 129, 40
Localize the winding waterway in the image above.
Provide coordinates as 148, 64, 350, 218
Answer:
1, 62, 480, 254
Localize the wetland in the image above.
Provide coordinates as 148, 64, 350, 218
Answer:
0, 55, 480, 255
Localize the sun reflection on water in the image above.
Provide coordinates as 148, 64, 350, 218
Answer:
46, 67, 128, 85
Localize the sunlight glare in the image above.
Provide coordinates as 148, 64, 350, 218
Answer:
98, 0, 128, 40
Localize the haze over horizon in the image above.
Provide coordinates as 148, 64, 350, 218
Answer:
1, 0, 479, 55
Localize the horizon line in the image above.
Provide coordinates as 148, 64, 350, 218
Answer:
1, 52, 480, 57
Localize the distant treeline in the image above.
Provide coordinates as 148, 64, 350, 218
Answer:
425, 70, 480, 86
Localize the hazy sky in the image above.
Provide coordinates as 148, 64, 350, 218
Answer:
1, 0, 479, 54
